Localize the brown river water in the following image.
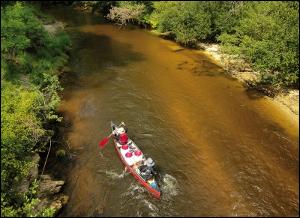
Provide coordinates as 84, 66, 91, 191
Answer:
44, 7, 299, 217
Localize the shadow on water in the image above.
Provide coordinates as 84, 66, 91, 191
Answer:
68, 31, 146, 75
245, 87, 266, 100
60, 30, 145, 101
41, 5, 105, 27
176, 51, 225, 78
52, 26, 147, 163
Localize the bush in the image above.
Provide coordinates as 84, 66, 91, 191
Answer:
1, 2, 71, 216
1, 2, 46, 63
107, 2, 146, 26
218, 1, 299, 88
151, 2, 211, 46
56, 149, 66, 159
1, 81, 44, 193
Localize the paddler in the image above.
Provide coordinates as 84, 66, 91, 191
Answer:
139, 157, 157, 180
113, 122, 129, 145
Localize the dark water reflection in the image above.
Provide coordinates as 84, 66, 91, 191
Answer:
44, 7, 298, 217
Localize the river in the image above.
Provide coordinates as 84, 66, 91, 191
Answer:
44, 7, 299, 217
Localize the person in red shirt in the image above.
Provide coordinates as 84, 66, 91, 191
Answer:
114, 122, 129, 173
113, 122, 128, 145
119, 131, 128, 145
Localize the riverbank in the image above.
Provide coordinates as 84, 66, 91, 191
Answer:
75, 4, 299, 129
16, 153, 68, 216
148, 29, 299, 124
15, 19, 71, 216
1, 2, 72, 216
83, 2, 299, 124
35, 19, 71, 215
198, 43, 299, 122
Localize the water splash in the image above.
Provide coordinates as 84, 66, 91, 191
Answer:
160, 174, 179, 197
142, 199, 159, 213
121, 183, 146, 198
97, 170, 128, 179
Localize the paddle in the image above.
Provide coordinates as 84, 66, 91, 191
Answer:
99, 122, 125, 149
99, 133, 113, 149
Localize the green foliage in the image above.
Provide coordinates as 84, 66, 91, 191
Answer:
1, 2, 70, 217
39, 207, 56, 217
148, 1, 245, 44
22, 180, 55, 217
200, 2, 246, 40
150, 2, 211, 46
21, 196, 40, 217
1, 193, 20, 217
1, 2, 46, 63
91, 1, 117, 15
218, 1, 299, 87
56, 149, 66, 159
1, 178, 55, 217
1, 82, 45, 189
148, 2, 178, 28
21, 180, 40, 217
1, 2, 71, 122
1, 2, 71, 83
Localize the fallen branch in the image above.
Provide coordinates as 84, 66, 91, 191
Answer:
40, 138, 52, 179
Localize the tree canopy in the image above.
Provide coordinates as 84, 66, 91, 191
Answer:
1, 2, 70, 216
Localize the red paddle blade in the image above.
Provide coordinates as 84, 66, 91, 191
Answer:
99, 137, 109, 148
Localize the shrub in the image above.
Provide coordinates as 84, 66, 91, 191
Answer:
56, 149, 66, 159
151, 2, 211, 46
218, 1, 299, 87
1, 2, 71, 216
107, 2, 146, 26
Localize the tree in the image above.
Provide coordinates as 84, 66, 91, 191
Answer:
106, 2, 146, 26
1, 2, 70, 216
150, 2, 211, 46
218, 1, 299, 87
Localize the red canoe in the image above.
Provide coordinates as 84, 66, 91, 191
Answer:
111, 121, 161, 199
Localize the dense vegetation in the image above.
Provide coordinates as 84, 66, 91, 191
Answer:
89, 1, 298, 88
1, 2, 70, 216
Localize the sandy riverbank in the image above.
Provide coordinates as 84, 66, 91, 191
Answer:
199, 43, 299, 123
150, 29, 299, 123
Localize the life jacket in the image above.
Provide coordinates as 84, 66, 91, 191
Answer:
140, 165, 152, 174
119, 133, 128, 145
140, 165, 153, 180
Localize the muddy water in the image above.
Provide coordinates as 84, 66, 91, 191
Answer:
46, 7, 298, 217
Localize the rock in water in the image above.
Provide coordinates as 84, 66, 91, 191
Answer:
37, 174, 65, 198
